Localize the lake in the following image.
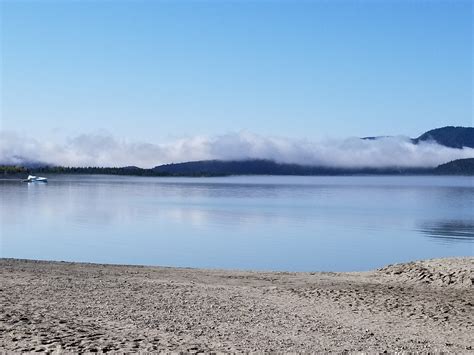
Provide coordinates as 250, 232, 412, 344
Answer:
1, 175, 472, 271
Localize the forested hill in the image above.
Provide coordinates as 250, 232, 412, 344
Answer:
434, 158, 474, 175
2, 159, 473, 177
1, 127, 473, 177
152, 160, 430, 176
412, 126, 474, 148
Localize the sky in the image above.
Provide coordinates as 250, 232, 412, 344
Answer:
0, 0, 473, 167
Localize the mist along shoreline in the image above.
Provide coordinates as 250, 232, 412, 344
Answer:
2, 156, 474, 178
1, 257, 472, 352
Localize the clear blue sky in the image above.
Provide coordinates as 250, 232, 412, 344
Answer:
1, 0, 472, 142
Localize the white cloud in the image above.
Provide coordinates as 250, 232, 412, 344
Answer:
1, 130, 473, 169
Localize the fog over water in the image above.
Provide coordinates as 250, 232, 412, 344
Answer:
1, 130, 474, 168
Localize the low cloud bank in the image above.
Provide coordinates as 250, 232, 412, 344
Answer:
1, 130, 473, 169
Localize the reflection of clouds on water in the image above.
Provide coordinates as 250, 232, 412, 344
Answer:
418, 220, 474, 243
1, 181, 298, 230
161, 206, 292, 229
4, 179, 473, 234
1, 181, 146, 228
2, 176, 474, 271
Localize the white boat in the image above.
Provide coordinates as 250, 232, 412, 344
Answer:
23, 175, 48, 183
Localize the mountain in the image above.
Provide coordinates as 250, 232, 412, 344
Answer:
153, 159, 429, 176
152, 126, 474, 176
434, 158, 474, 175
412, 126, 474, 148
361, 136, 391, 140
361, 126, 474, 148
4, 158, 472, 178
2, 126, 472, 177
153, 159, 328, 176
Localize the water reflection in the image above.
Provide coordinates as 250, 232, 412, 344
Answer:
1, 175, 473, 271
418, 220, 474, 243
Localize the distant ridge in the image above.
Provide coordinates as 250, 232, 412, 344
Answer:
1, 161, 433, 177
413, 126, 474, 148
2, 159, 473, 177
361, 136, 391, 140
434, 158, 474, 175
153, 159, 429, 176
153, 159, 320, 176
152, 126, 474, 176
1, 126, 473, 176
361, 126, 474, 148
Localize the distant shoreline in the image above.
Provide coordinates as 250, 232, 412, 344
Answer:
1, 173, 472, 182
0, 172, 472, 181
1, 257, 472, 352
2, 157, 473, 177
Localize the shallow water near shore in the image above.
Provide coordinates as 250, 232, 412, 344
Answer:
1, 175, 473, 271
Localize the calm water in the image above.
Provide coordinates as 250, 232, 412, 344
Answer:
1, 175, 473, 271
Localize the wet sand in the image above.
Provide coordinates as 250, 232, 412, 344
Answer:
1, 257, 472, 352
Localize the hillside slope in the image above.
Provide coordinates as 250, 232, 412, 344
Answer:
413, 126, 474, 148
434, 158, 474, 175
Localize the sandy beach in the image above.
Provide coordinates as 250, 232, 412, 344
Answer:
0, 257, 472, 352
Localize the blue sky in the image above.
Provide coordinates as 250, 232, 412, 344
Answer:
1, 0, 472, 144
